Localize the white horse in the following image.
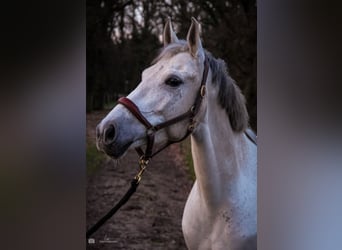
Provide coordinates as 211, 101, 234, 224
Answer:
96, 18, 257, 250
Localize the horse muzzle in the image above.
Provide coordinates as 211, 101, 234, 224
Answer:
96, 119, 136, 159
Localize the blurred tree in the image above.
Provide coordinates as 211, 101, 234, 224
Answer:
87, 0, 257, 131
87, 0, 134, 111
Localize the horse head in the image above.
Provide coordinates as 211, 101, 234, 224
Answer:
96, 18, 208, 159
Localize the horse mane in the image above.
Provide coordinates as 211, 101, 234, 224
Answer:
152, 41, 249, 132
205, 51, 249, 132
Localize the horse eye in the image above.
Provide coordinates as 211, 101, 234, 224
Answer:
165, 76, 183, 87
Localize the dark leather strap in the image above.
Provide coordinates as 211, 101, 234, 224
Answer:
86, 178, 140, 239
118, 57, 209, 161
153, 109, 193, 131
118, 97, 153, 129
150, 129, 192, 158
144, 132, 155, 159
244, 129, 257, 145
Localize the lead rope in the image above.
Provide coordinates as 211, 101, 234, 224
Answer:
86, 158, 149, 239
87, 57, 209, 240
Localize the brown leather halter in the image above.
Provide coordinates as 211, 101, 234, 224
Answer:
118, 57, 210, 162
86, 57, 257, 239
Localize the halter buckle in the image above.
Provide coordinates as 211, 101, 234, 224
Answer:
146, 127, 156, 136
188, 123, 195, 132
139, 156, 150, 166
200, 85, 206, 97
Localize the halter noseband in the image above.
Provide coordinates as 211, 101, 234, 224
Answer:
118, 56, 210, 162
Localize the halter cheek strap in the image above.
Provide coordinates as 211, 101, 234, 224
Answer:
118, 56, 210, 161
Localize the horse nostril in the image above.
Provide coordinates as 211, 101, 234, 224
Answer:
104, 124, 116, 145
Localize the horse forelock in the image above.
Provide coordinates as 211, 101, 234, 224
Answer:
151, 40, 189, 65
151, 43, 249, 132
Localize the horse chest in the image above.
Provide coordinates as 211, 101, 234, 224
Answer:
182, 181, 256, 250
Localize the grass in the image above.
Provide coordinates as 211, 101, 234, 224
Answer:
180, 138, 196, 181
86, 140, 106, 175
103, 101, 117, 110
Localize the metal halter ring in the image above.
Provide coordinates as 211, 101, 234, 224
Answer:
188, 123, 195, 132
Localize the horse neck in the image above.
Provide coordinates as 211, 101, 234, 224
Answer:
190, 83, 252, 207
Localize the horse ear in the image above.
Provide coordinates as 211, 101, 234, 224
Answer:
186, 17, 203, 58
163, 17, 179, 46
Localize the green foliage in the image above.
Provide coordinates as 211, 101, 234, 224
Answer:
180, 138, 195, 181
86, 141, 105, 175
103, 100, 117, 110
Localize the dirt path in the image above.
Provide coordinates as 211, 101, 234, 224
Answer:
86, 111, 193, 250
